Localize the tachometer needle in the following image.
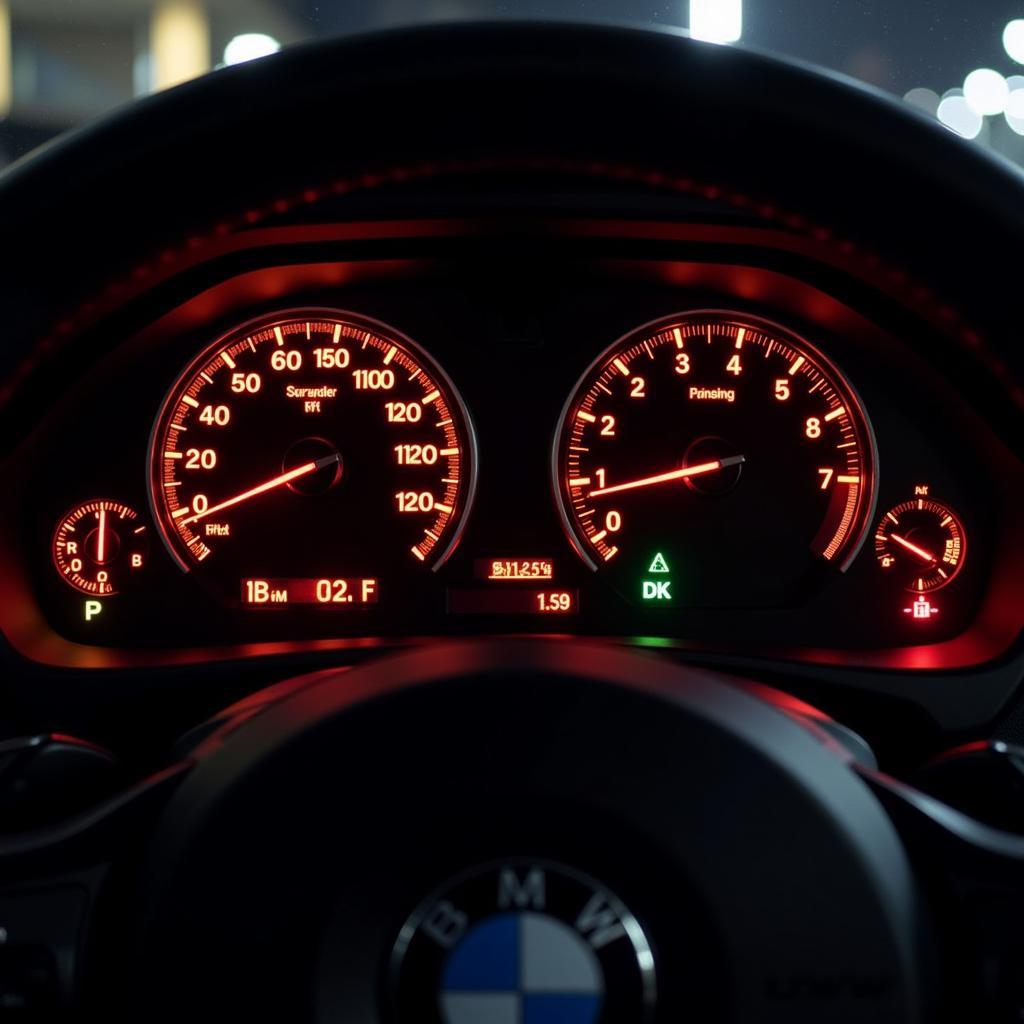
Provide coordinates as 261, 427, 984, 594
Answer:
889, 533, 937, 564
588, 454, 746, 498
181, 453, 340, 526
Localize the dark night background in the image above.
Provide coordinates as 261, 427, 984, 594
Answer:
2, 1, 1024, 166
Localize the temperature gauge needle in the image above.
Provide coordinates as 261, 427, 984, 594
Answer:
889, 533, 937, 564
588, 455, 746, 498
182, 453, 340, 526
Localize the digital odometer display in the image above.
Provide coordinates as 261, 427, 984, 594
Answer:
149, 310, 476, 604
553, 312, 877, 607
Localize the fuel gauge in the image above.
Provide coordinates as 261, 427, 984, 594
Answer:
52, 500, 149, 595
875, 497, 965, 593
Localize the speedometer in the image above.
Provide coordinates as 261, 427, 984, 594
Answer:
149, 310, 476, 605
553, 311, 876, 607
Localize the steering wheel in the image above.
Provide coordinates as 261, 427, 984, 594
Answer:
1, 22, 1022, 1023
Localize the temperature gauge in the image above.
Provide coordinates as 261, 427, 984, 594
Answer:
874, 497, 965, 593
52, 500, 150, 595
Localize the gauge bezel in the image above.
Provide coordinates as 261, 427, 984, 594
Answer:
51, 498, 148, 596
550, 308, 879, 575
874, 497, 967, 593
146, 306, 479, 577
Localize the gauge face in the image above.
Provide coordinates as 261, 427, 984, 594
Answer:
52, 500, 149, 595
149, 310, 476, 603
875, 498, 965, 592
553, 312, 876, 607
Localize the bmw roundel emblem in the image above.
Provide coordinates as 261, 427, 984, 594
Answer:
390, 860, 657, 1023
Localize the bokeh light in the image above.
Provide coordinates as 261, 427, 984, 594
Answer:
937, 94, 983, 139
963, 68, 1009, 116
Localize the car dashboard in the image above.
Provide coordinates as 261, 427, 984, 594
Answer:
0, 153, 1022, 777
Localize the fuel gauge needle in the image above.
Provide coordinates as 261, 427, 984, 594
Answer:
181, 453, 340, 526
588, 454, 746, 498
889, 533, 937, 564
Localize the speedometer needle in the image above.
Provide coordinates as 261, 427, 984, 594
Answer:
588, 455, 746, 498
181, 453, 340, 526
889, 533, 937, 564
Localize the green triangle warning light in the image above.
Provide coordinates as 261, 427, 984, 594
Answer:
648, 552, 670, 574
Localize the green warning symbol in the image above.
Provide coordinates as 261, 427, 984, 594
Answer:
648, 552, 670, 574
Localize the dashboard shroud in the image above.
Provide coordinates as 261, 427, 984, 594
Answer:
0, 216, 1018, 673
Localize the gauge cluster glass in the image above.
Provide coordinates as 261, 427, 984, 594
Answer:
552, 312, 877, 607
9, 249, 1006, 666
52, 500, 149, 596
147, 310, 477, 605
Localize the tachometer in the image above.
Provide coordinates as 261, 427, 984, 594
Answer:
149, 310, 476, 604
553, 312, 876, 607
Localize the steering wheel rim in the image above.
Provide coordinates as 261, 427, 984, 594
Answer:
0, 22, 1021, 429
113, 640, 926, 1022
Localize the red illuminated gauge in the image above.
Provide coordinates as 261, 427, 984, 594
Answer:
148, 310, 476, 603
875, 497, 965, 592
52, 500, 149, 595
553, 312, 877, 607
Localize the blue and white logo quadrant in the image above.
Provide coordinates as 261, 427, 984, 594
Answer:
440, 911, 603, 1024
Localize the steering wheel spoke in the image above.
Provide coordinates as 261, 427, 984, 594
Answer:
0, 765, 188, 1013
864, 770, 1024, 1016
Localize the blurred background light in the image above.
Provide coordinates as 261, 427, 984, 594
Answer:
903, 87, 940, 117
937, 94, 983, 139
1005, 80, 1024, 135
1003, 19, 1024, 64
0, 0, 9, 118
150, 0, 209, 92
689, 0, 742, 44
962, 67, 1009, 116
223, 32, 280, 67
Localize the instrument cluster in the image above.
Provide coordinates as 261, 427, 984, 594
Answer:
2, 224, 1020, 671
